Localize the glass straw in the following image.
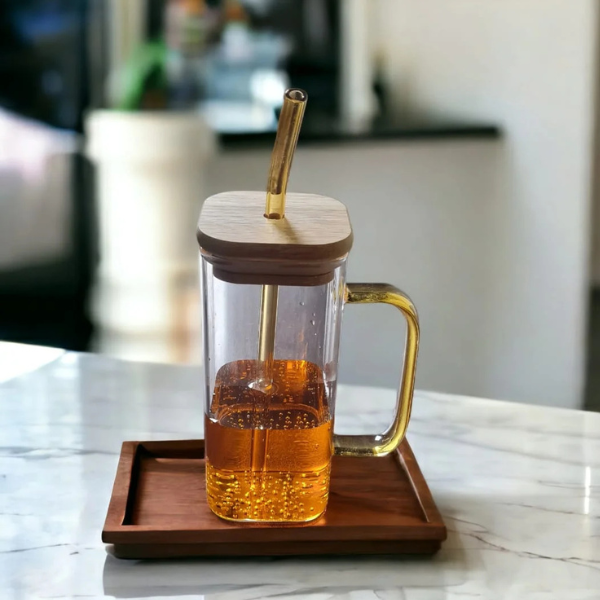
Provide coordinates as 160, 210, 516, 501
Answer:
257, 88, 307, 388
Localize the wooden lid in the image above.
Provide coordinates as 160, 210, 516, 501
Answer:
197, 191, 353, 285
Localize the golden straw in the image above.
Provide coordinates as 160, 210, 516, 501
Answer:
258, 88, 307, 387
257, 283, 279, 383
265, 88, 307, 219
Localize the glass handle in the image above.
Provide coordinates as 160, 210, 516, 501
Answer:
333, 283, 420, 457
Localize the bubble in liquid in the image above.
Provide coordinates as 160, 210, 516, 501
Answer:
300, 301, 305, 306
310, 320, 315, 326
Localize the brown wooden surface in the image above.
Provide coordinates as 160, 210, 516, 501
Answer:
109, 539, 442, 559
198, 192, 353, 259
103, 439, 446, 559
197, 192, 354, 285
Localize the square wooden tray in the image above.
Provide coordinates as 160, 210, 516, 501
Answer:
103, 439, 446, 558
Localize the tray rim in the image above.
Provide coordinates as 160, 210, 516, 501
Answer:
103, 438, 446, 548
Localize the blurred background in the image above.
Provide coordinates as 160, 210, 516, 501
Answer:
1, 0, 599, 412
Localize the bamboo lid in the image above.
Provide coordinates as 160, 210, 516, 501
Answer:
197, 191, 353, 285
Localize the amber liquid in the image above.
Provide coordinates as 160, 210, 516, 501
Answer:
205, 359, 333, 522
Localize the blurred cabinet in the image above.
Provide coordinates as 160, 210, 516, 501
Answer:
206, 140, 508, 403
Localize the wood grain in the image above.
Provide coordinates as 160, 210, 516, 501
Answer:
197, 192, 353, 285
103, 439, 446, 558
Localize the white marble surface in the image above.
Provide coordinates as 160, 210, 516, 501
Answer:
0, 342, 599, 599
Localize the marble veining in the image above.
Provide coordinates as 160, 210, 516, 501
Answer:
0, 342, 599, 599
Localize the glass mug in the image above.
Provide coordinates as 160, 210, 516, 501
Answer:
201, 255, 420, 523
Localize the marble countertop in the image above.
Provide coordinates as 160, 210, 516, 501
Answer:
1, 342, 599, 599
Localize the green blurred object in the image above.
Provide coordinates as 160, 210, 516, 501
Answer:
116, 39, 168, 111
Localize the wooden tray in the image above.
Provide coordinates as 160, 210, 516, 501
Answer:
103, 439, 446, 558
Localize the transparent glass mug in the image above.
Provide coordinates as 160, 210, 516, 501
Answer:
201, 255, 420, 523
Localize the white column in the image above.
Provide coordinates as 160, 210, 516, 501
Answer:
86, 111, 214, 363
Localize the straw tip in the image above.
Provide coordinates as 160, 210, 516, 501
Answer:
285, 88, 308, 103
